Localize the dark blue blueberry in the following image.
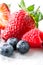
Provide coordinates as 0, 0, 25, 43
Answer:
0, 44, 14, 57
16, 40, 30, 54
7, 38, 18, 50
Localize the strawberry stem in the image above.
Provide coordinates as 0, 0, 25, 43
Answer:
35, 6, 40, 13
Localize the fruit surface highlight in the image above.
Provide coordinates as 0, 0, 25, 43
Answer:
0, 44, 14, 57
16, 40, 30, 54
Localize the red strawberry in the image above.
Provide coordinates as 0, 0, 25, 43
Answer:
0, 3, 10, 29
1, 10, 35, 40
22, 28, 43, 48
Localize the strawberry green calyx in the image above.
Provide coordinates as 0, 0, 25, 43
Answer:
19, 0, 43, 28
18, 0, 26, 11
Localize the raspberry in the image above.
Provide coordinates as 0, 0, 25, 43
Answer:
1, 10, 35, 40
22, 28, 43, 48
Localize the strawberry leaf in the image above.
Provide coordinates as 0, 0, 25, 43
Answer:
18, 0, 26, 10
30, 6, 43, 28
27, 5, 34, 11
31, 11, 43, 27
35, 12, 43, 27
35, 12, 43, 22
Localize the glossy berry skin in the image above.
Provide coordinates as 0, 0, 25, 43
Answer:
16, 40, 30, 54
0, 44, 14, 57
22, 28, 43, 48
7, 38, 18, 50
1, 10, 35, 40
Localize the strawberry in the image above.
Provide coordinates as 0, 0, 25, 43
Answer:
1, 0, 43, 40
1, 10, 35, 40
22, 28, 43, 48
0, 3, 10, 29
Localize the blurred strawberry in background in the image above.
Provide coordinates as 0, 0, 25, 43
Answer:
0, 3, 10, 29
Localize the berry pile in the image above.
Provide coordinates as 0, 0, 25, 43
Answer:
0, 0, 43, 57
0, 38, 30, 56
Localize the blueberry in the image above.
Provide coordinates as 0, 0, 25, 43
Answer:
0, 44, 14, 57
7, 38, 18, 50
16, 40, 30, 54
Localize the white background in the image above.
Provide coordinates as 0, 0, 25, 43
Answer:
0, 0, 43, 65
